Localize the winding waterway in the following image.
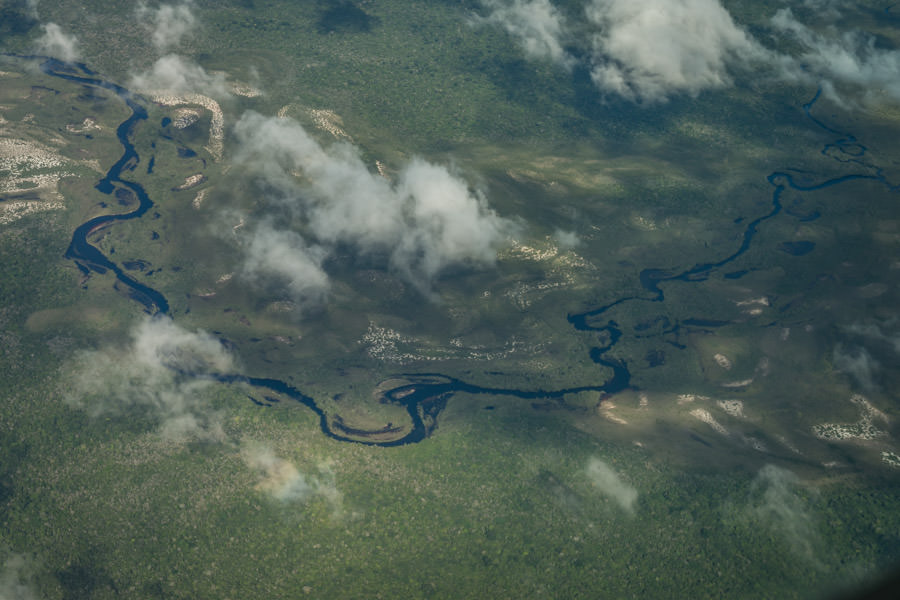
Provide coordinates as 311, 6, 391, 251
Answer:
29, 55, 896, 447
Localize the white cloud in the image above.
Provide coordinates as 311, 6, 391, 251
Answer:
478, 0, 575, 68
772, 8, 900, 105
585, 457, 637, 512
585, 0, 766, 103
126, 5, 231, 101
129, 53, 229, 97
232, 112, 514, 295
239, 221, 330, 306
392, 159, 513, 280
478, 0, 899, 106
64, 316, 236, 441
0, 553, 37, 600
136, 2, 198, 52
35, 23, 80, 63
553, 229, 580, 249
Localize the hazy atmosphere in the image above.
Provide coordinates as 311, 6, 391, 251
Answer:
1, 0, 900, 598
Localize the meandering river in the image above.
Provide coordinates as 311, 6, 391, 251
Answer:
29, 55, 894, 446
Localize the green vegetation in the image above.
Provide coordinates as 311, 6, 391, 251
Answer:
1, 1, 900, 598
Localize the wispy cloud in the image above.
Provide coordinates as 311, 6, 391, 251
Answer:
846, 319, 900, 354
585, 0, 766, 103
748, 465, 821, 565
241, 443, 343, 511
833, 343, 879, 391
476, 0, 575, 68
232, 112, 514, 297
479, 0, 766, 102
480, 0, 900, 105
772, 8, 900, 105
129, 53, 229, 97
24, 0, 40, 20
34, 23, 80, 62
125, 3, 233, 98
552, 229, 580, 249
239, 220, 331, 306
585, 457, 637, 512
797, 0, 844, 20
0, 552, 38, 600
63, 316, 236, 441
136, 2, 198, 52
830, 318, 900, 391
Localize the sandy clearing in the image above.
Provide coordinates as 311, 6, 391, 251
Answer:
713, 353, 732, 369
231, 83, 262, 98
717, 399, 744, 418
276, 105, 353, 141
0, 131, 100, 222
362, 322, 536, 364
501, 238, 591, 269
308, 109, 351, 140
172, 108, 200, 129
599, 402, 628, 425
677, 393, 709, 404
66, 117, 100, 134
174, 173, 206, 190
0, 200, 65, 225
690, 408, 729, 436
630, 214, 659, 231
192, 188, 208, 209
882, 451, 900, 468
0, 172, 74, 197
0, 138, 68, 173
736, 296, 769, 307
721, 378, 753, 388
813, 394, 889, 441
276, 103, 297, 119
